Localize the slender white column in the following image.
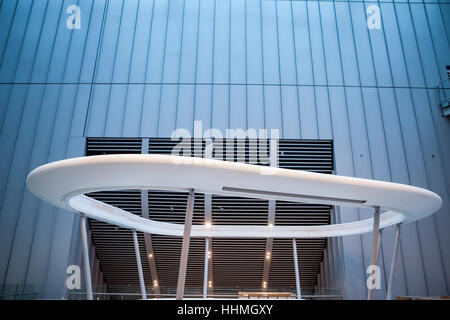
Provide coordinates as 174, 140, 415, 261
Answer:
376, 229, 382, 263
368, 206, 381, 300
387, 224, 401, 300
292, 238, 302, 299
176, 189, 195, 300
132, 229, 147, 299
203, 237, 211, 298
80, 214, 93, 300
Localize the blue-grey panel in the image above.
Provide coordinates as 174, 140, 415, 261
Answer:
0, 0, 19, 65
64, 0, 96, 83
112, 0, 139, 83
409, 4, 441, 88
319, 2, 344, 86
333, 2, 361, 86
380, 3, 410, 87
146, 0, 169, 84
175, 84, 196, 131
349, 2, 377, 87
79, 0, 107, 83
129, 0, 154, 84
1, 0, 450, 300
0, 0, 33, 83
307, 1, 327, 86
229, 85, 247, 129
12, 0, 48, 83
439, 4, 450, 45
394, 4, 426, 88
179, 0, 199, 84
297, 86, 318, 138
30, 1, 65, 83
213, 0, 230, 84
196, 0, 214, 84
365, 6, 393, 87
230, 0, 246, 84
276, 1, 297, 86
246, 85, 265, 130
262, 0, 281, 85
162, 0, 184, 84
292, 1, 313, 86
95, 0, 123, 83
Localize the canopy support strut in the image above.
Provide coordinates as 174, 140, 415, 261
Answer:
292, 238, 302, 299
368, 206, 381, 300
176, 189, 195, 300
80, 214, 93, 300
387, 224, 401, 300
133, 229, 147, 300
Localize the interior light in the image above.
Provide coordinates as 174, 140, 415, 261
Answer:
148, 253, 153, 258
205, 222, 212, 228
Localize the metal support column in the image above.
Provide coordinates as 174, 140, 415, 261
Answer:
386, 224, 401, 300
292, 239, 302, 299
368, 206, 381, 300
132, 229, 147, 300
376, 229, 382, 263
203, 237, 211, 298
140, 138, 160, 295
80, 214, 93, 300
176, 189, 195, 300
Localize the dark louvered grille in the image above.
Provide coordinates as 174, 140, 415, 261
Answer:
85, 137, 334, 297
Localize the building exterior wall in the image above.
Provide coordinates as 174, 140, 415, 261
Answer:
0, 0, 449, 299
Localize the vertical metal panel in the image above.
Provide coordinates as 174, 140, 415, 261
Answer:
246, 0, 263, 84
230, 0, 246, 84
0, 0, 449, 300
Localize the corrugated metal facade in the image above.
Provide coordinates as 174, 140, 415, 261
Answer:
0, 0, 449, 299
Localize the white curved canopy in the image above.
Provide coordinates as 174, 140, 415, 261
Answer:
26, 154, 442, 238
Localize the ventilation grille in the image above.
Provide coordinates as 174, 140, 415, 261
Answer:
278, 139, 333, 173
85, 137, 334, 296
212, 238, 266, 292
86, 138, 142, 155
148, 191, 205, 225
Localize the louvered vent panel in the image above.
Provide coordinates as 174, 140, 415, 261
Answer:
151, 235, 205, 293
86, 138, 142, 155
278, 139, 333, 173
211, 239, 266, 292
275, 202, 331, 226
148, 191, 205, 225
212, 196, 268, 226
85, 137, 335, 296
